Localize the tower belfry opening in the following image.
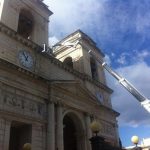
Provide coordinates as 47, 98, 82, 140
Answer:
63, 57, 73, 68
90, 57, 98, 80
17, 9, 34, 38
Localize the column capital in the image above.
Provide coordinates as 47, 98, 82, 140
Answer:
45, 97, 55, 104
49, 99, 55, 104
84, 112, 93, 117
56, 100, 65, 107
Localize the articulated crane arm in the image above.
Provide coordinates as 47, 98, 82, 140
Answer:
88, 50, 150, 113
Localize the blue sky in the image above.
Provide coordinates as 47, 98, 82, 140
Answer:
44, 0, 150, 147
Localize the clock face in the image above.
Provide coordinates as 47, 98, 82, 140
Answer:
18, 50, 33, 68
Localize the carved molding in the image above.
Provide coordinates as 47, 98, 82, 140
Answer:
0, 89, 46, 120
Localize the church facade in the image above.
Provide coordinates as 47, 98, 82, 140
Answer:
0, 0, 120, 150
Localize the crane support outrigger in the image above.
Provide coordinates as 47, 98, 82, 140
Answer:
88, 50, 150, 113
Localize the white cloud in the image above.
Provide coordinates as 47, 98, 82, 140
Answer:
111, 52, 115, 57
43, 0, 150, 46
136, 10, 150, 34
116, 50, 150, 66
104, 54, 111, 65
107, 61, 150, 127
117, 53, 128, 65
49, 36, 59, 46
44, 0, 105, 40
135, 50, 150, 62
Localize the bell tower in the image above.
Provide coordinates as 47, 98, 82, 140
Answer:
54, 30, 106, 84
54, 30, 111, 107
0, 0, 53, 45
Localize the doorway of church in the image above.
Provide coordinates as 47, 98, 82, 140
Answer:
9, 121, 32, 150
63, 115, 77, 150
63, 113, 85, 150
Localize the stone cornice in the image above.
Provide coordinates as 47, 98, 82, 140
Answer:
53, 30, 105, 57
0, 22, 53, 54
37, 0, 53, 15
0, 57, 48, 83
0, 22, 113, 94
99, 105, 120, 117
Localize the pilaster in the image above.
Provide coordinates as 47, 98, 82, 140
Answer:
56, 103, 64, 150
85, 114, 92, 150
0, 118, 11, 150
47, 101, 55, 150
114, 122, 120, 146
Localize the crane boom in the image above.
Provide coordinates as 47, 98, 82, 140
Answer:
53, 39, 150, 113
88, 50, 150, 113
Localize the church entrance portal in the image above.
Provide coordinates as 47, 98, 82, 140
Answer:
63, 113, 85, 150
9, 121, 32, 150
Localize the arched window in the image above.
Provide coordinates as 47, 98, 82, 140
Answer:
17, 9, 34, 38
90, 57, 98, 80
63, 57, 73, 68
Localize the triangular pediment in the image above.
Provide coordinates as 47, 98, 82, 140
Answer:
50, 80, 119, 117
51, 80, 100, 105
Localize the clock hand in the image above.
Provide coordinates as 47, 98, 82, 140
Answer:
23, 52, 28, 61
26, 56, 28, 61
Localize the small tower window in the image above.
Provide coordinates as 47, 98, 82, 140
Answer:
63, 57, 73, 68
90, 57, 98, 80
17, 9, 34, 38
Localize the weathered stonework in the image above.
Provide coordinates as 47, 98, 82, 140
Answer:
0, 0, 120, 150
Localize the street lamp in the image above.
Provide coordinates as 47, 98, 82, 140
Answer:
90, 120, 101, 136
131, 136, 139, 146
23, 143, 31, 150
89, 120, 104, 150
89, 120, 122, 150
131, 136, 141, 150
